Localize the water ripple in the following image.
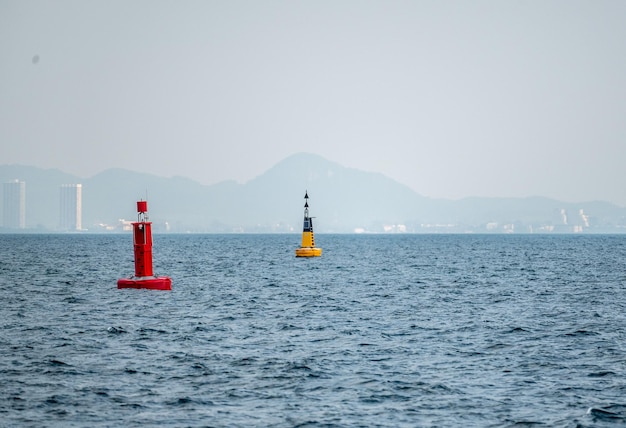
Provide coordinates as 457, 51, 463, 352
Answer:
1, 234, 626, 426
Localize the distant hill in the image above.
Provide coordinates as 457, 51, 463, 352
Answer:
1, 154, 626, 233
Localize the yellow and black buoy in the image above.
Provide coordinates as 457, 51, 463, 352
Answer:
295, 191, 322, 257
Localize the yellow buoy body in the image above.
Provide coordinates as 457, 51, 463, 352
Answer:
296, 192, 321, 257
295, 247, 322, 257
301, 230, 315, 248
296, 231, 322, 257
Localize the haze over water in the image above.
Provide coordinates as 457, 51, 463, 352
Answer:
1, 233, 625, 426
3, 1, 626, 205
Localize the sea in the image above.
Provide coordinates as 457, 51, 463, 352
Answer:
1, 233, 625, 427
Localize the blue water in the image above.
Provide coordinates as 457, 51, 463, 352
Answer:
1, 234, 626, 427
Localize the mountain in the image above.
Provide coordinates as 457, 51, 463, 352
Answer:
1, 154, 626, 233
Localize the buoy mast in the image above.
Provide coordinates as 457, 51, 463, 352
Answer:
117, 200, 172, 290
295, 191, 322, 257
133, 200, 153, 277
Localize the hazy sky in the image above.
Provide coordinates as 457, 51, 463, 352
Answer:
2, 1, 625, 205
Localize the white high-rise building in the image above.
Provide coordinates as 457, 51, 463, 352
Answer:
2, 180, 26, 229
60, 184, 82, 231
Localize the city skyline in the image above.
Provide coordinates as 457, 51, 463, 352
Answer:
2, 179, 26, 229
1, 178, 84, 231
59, 183, 83, 231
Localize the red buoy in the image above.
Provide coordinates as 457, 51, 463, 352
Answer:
117, 200, 172, 290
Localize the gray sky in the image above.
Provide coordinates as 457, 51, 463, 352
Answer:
2, 0, 625, 205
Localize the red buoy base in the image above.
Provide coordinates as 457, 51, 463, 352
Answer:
117, 276, 172, 290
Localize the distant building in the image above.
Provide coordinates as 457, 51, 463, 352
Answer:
2, 180, 26, 229
59, 184, 82, 231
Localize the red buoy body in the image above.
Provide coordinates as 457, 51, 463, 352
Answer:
117, 200, 172, 290
117, 276, 172, 290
